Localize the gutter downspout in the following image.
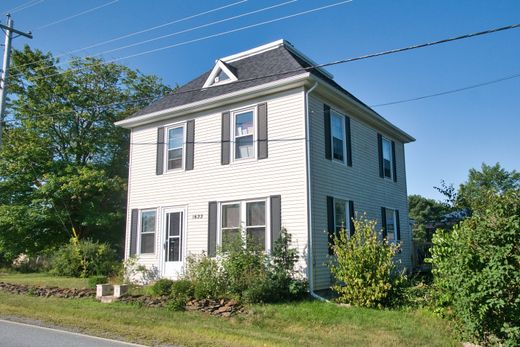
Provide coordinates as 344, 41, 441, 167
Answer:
305, 82, 328, 302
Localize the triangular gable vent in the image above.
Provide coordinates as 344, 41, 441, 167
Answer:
203, 60, 238, 88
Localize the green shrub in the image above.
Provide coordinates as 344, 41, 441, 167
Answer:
329, 214, 404, 308
184, 254, 225, 299
167, 280, 194, 311
50, 237, 118, 278
148, 279, 175, 296
88, 275, 108, 288
430, 190, 520, 346
220, 234, 269, 301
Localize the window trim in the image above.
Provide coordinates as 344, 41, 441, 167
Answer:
164, 122, 187, 173
383, 207, 399, 244
330, 109, 347, 165
218, 198, 270, 252
232, 107, 257, 162
138, 208, 157, 255
381, 136, 393, 180
333, 197, 351, 236
202, 60, 238, 88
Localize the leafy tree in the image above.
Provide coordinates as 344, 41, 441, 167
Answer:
430, 189, 520, 345
456, 163, 520, 211
0, 46, 171, 260
408, 194, 450, 242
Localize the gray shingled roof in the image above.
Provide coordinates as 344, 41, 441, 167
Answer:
130, 44, 368, 118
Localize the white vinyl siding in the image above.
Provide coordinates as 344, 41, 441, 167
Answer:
309, 94, 412, 290
125, 88, 308, 273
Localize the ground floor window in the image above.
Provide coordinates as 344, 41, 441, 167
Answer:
140, 210, 156, 254
384, 208, 398, 243
220, 199, 267, 251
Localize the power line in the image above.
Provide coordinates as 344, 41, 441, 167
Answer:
370, 72, 520, 107
3, 0, 43, 15
80, 0, 297, 62
10, 0, 248, 72
35, 0, 119, 30
10, 0, 354, 81
9, 22, 520, 121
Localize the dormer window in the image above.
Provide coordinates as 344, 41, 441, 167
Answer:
203, 60, 238, 88
215, 70, 230, 83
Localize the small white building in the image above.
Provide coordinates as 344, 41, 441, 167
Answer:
115, 40, 415, 291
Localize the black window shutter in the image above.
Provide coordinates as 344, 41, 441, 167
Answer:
391, 140, 397, 182
327, 196, 335, 255
185, 120, 195, 170
377, 133, 383, 178
129, 209, 139, 256
395, 209, 401, 241
208, 202, 218, 257
324, 104, 331, 160
381, 207, 387, 239
221, 112, 230, 165
156, 127, 165, 175
348, 200, 355, 236
270, 195, 281, 249
345, 116, 352, 167
258, 103, 268, 159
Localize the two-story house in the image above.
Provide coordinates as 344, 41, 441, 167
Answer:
115, 39, 415, 292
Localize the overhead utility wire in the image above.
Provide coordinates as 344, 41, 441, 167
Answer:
35, 0, 119, 30
11, 0, 354, 81
10, 0, 248, 72
79, 0, 298, 61
3, 0, 43, 15
370, 72, 520, 107
12, 22, 520, 121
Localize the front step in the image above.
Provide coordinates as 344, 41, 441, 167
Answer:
96, 284, 128, 303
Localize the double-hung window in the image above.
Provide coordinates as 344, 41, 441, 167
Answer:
220, 200, 267, 251
382, 137, 393, 179
234, 109, 255, 160
331, 110, 346, 162
167, 125, 185, 170
334, 198, 348, 235
384, 208, 397, 243
140, 210, 156, 254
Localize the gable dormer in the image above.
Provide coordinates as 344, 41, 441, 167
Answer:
202, 60, 238, 88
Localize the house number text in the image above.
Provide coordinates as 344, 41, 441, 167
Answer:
192, 214, 203, 219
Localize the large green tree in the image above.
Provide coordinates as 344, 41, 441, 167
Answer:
408, 194, 450, 242
0, 46, 171, 260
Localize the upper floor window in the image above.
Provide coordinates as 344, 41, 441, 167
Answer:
382, 137, 393, 179
140, 210, 156, 254
167, 125, 184, 170
331, 111, 345, 162
234, 110, 255, 160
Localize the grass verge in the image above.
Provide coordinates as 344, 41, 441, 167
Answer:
0, 272, 88, 288
0, 291, 459, 347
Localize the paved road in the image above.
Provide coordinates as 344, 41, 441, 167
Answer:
0, 319, 146, 347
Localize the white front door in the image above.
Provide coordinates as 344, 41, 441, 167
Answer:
161, 207, 186, 278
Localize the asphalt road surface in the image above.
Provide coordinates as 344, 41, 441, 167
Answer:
0, 319, 146, 347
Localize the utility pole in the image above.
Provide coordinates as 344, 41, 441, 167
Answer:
0, 14, 32, 148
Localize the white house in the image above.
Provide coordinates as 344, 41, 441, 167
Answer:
115, 40, 415, 291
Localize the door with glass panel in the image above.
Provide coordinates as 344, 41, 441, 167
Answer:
161, 208, 185, 278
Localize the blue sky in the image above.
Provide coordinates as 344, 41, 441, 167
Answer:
2, 0, 519, 200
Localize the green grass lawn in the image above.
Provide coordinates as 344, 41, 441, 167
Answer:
0, 291, 459, 347
0, 272, 89, 288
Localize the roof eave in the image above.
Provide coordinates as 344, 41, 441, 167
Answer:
115, 73, 311, 129
308, 75, 416, 143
